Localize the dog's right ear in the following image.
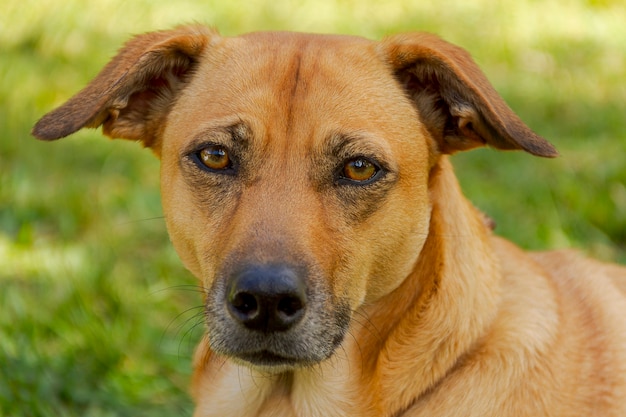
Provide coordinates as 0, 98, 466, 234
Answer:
32, 25, 217, 153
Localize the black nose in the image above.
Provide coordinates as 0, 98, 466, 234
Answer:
226, 264, 307, 332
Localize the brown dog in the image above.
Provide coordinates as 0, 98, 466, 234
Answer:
33, 25, 626, 416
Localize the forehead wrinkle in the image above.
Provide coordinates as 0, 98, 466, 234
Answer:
263, 39, 315, 173
284, 51, 302, 136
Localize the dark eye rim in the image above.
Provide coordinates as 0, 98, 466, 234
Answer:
188, 143, 237, 175
335, 156, 385, 186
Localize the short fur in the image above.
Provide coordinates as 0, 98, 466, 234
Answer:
33, 26, 626, 416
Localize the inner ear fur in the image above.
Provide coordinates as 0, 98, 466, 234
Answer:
380, 33, 558, 158
32, 25, 216, 152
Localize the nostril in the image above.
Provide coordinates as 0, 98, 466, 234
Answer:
231, 292, 259, 317
277, 295, 304, 318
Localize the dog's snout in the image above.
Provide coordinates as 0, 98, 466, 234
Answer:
226, 265, 307, 332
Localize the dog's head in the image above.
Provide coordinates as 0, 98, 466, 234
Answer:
33, 26, 556, 371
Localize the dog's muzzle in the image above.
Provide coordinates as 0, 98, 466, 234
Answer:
205, 261, 351, 370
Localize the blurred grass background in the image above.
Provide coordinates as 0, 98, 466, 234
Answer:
1, 0, 625, 415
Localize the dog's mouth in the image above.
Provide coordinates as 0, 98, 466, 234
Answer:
237, 350, 302, 368
206, 308, 351, 370
205, 293, 351, 370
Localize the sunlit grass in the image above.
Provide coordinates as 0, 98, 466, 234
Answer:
1, 0, 625, 415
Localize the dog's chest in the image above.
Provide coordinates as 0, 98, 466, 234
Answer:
194, 359, 367, 417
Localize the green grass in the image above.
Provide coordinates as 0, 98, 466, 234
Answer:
1, 0, 625, 415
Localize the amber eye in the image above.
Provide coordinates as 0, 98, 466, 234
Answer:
342, 158, 378, 182
198, 145, 231, 171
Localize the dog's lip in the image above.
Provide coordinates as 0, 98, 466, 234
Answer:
236, 350, 302, 367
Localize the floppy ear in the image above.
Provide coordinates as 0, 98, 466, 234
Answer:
380, 33, 558, 157
32, 25, 216, 152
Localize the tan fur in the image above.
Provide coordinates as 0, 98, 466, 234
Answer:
33, 26, 626, 416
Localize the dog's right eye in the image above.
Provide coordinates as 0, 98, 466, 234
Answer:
193, 144, 233, 172
343, 158, 377, 182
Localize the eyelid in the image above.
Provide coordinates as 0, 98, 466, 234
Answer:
186, 141, 217, 155
180, 122, 247, 159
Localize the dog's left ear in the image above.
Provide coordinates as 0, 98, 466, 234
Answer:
32, 25, 217, 152
380, 33, 558, 157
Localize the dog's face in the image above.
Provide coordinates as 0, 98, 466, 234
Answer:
32, 26, 556, 371
161, 33, 433, 368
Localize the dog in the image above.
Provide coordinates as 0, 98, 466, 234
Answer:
33, 25, 626, 416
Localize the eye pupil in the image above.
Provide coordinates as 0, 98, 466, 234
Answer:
343, 158, 377, 182
199, 145, 230, 170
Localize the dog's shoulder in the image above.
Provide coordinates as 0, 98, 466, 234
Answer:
530, 248, 626, 297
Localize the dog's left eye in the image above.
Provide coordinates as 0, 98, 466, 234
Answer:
340, 157, 380, 184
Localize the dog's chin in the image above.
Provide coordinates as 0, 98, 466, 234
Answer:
232, 350, 321, 373
206, 322, 349, 375
212, 331, 346, 373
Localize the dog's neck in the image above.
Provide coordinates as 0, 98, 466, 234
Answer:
354, 157, 501, 414
192, 157, 501, 417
